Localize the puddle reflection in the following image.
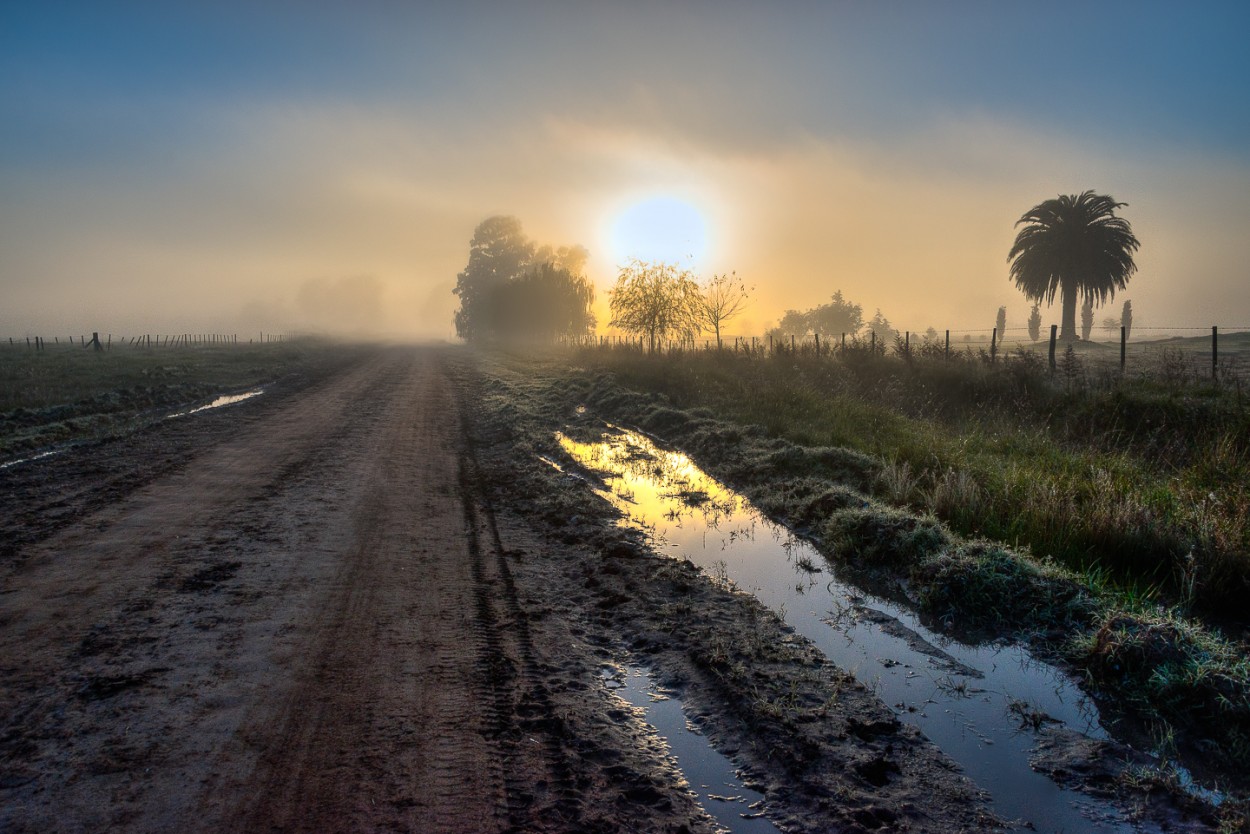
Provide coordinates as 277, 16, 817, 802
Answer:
604, 665, 779, 834
560, 427, 1152, 834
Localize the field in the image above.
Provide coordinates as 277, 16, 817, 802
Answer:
1, 341, 1246, 833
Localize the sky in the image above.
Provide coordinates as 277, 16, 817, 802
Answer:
2, 1, 1249, 340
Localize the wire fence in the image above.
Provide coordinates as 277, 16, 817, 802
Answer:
3, 332, 295, 351
563, 324, 1250, 385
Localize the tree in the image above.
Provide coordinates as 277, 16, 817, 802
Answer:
609, 260, 703, 352
452, 216, 594, 342
769, 291, 863, 341
699, 272, 751, 349
1007, 191, 1139, 342
1027, 303, 1042, 342
1101, 316, 1121, 336
491, 263, 595, 341
866, 309, 896, 343
1081, 298, 1094, 341
453, 216, 535, 342
995, 306, 1007, 338
1121, 299, 1133, 341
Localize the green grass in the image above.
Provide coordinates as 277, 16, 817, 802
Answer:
570, 345, 1250, 619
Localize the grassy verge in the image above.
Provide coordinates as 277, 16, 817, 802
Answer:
571, 345, 1250, 620
503, 346, 1250, 791
0, 338, 338, 457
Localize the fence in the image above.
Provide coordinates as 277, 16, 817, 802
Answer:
562, 324, 1250, 384
5, 332, 294, 351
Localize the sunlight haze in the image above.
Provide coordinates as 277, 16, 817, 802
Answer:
2, 2, 1248, 339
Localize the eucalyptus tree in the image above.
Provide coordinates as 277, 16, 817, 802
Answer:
1007, 191, 1139, 341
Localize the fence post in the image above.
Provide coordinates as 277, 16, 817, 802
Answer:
1048, 325, 1058, 372
1120, 326, 1126, 372
905, 331, 910, 354
841, 332, 846, 354
944, 329, 949, 361
871, 331, 876, 354
990, 327, 997, 363
814, 334, 820, 354
1212, 326, 1218, 381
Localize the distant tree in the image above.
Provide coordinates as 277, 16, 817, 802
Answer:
609, 260, 703, 352
769, 290, 863, 340
924, 326, 939, 343
491, 263, 596, 341
1101, 316, 1121, 336
453, 216, 535, 342
1027, 303, 1042, 342
1081, 298, 1094, 341
699, 272, 751, 349
452, 216, 594, 342
995, 306, 1007, 338
1008, 191, 1139, 341
1121, 299, 1133, 341
866, 309, 896, 343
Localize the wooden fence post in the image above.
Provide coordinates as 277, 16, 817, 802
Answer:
1048, 325, 1058, 372
1120, 326, 1126, 372
841, 332, 846, 354
870, 331, 876, 354
1212, 326, 1219, 381
990, 327, 997, 363
944, 329, 949, 361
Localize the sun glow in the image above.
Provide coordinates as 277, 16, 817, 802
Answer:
608, 196, 710, 268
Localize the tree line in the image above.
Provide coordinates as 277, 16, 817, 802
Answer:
454, 190, 1140, 349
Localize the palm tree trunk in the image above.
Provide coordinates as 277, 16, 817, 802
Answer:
1060, 282, 1078, 341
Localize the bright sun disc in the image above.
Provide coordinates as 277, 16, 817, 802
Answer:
610, 196, 709, 267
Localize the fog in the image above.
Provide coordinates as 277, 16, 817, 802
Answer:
3, 3, 1248, 339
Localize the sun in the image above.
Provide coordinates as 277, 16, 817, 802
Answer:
609, 196, 710, 267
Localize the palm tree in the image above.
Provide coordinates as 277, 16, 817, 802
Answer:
1007, 191, 1139, 342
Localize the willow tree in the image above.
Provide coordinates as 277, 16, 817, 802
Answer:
609, 260, 702, 352
1007, 191, 1139, 342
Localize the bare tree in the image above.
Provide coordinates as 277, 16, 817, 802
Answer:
699, 272, 750, 349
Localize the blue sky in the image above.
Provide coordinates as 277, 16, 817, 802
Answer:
3, 1, 1248, 336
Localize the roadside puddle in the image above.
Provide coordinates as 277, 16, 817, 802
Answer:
165, 388, 264, 419
603, 664, 780, 834
1, 389, 266, 470
559, 427, 1177, 834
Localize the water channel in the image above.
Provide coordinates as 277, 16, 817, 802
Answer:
559, 426, 1162, 833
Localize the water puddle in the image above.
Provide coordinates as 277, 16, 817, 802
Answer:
559, 427, 1167, 833
1, 389, 266, 470
603, 664, 779, 833
165, 388, 264, 419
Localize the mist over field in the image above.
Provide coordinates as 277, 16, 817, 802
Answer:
2, 2, 1249, 338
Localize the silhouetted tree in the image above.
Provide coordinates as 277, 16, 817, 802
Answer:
1121, 299, 1133, 341
769, 291, 863, 340
1081, 298, 1094, 341
453, 216, 593, 342
866, 309, 896, 343
699, 272, 750, 349
453, 216, 535, 342
490, 263, 596, 341
1027, 303, 1042, 342
1008, 191, 1139, 341
924, 326, 939, 343
1101, 315, 1121, 336
995, 306, 1007, 339
609, 260, 703, 352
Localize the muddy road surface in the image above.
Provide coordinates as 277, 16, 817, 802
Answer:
2, 347, 1003, 833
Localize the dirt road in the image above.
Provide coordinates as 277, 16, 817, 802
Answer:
0, 348, 711, 832
2, 346, 1008, 833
